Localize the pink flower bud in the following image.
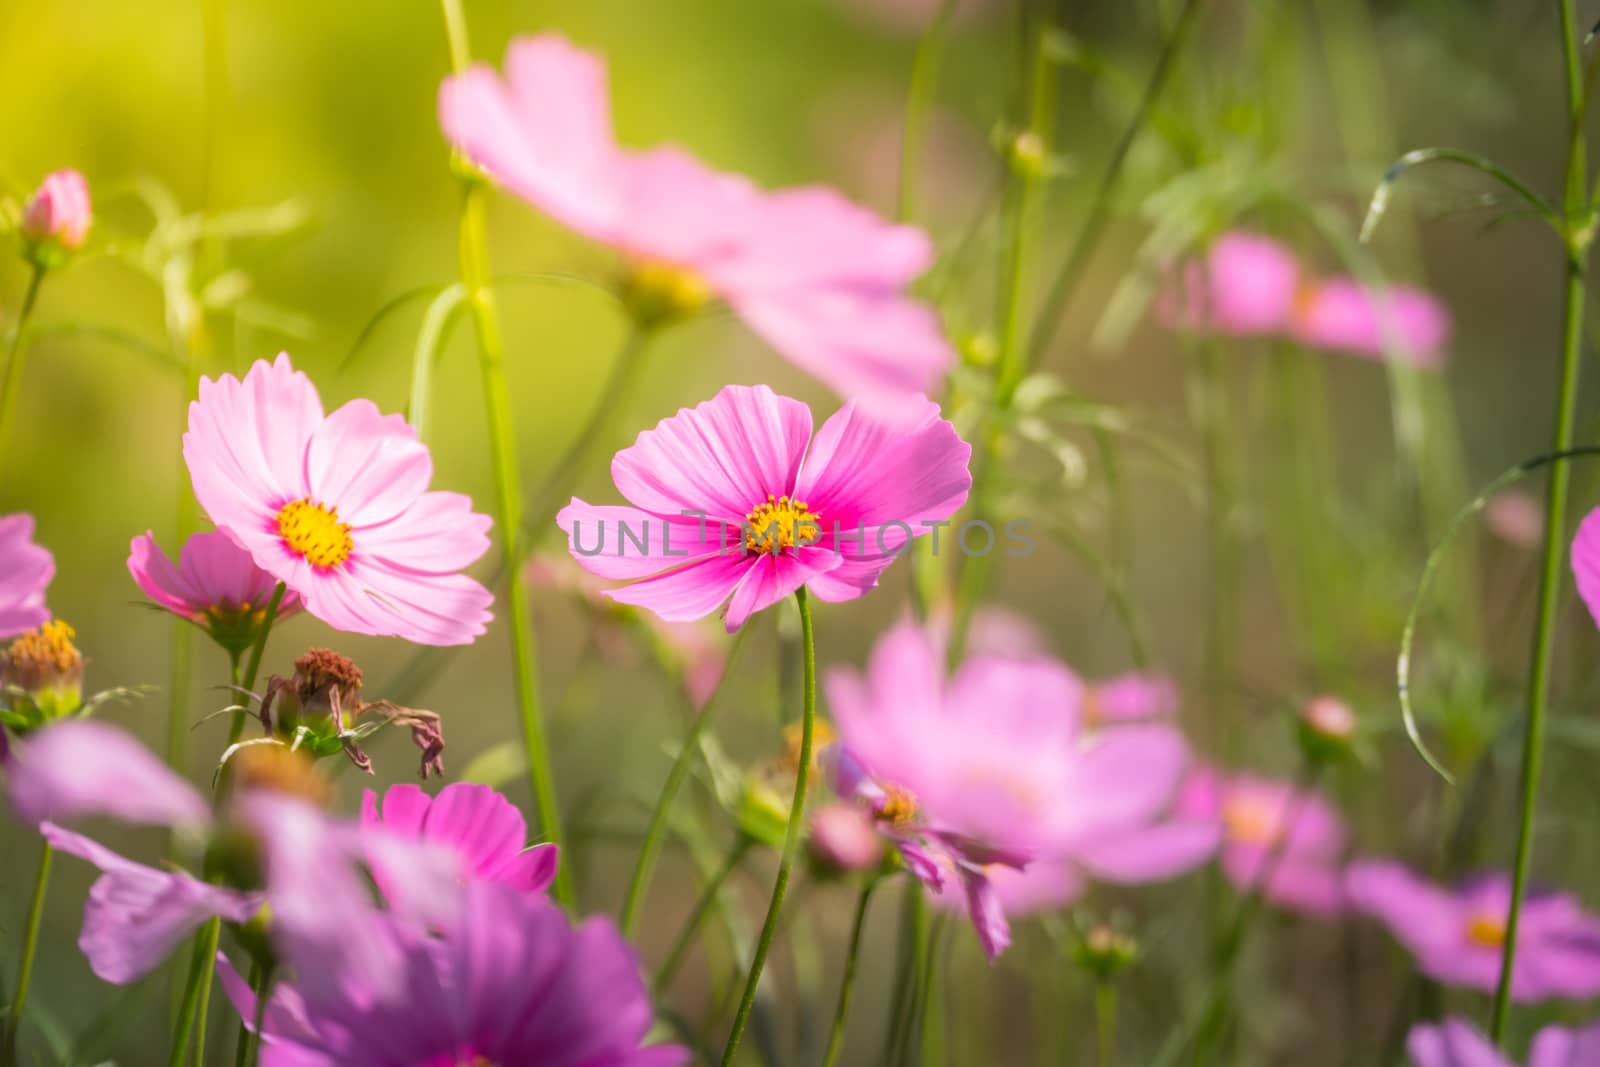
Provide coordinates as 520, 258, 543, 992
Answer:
19, 169, 91, 252
809, 803, 883, 874
1303, 696, 1356, 742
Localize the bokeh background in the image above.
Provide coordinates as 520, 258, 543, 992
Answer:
1, 0, 1598, 1063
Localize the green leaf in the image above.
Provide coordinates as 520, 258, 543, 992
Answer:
408, 283, 468, 445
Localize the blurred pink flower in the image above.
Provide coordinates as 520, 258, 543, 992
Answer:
128, 530, 303, 654
183, 354, 493, 646
1085, 672, 1180, 726
1568, 507, 1600, 635
827, 622, 1211, 953
1346, 862, 1600, 1001
1408, 1016, 1600, 1067
809, 802, 884, 874
1486, 490, 1544, 550
557, 384, 970, 633
361, 782, 557, 897
440, 36, 954, 413
19, 169, 91, 252
219, 880, 687, 1067
1176, 768, 1348, 916
0, 513, 53, 641
1289, 277, 1451, 365
1166, 232, 1302, 336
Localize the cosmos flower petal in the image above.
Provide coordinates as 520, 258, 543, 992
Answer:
723, 550, 841, 633
1405, 1018, 1516, 1067
0, 513, 53, 639
1530, 1020, 1600, 1067
7, 720, 209, 829
557, 501, 726, 580
1290, 278, 1450, 365
795, 395, 971, 528
602, 554, 752, 623
317, 558, 492, 646
1570, 507, 1600, 636
1074, 820, 1222, 884
129, 530, 303, 622
306, 399, 433, 528
355, 491, 491, 574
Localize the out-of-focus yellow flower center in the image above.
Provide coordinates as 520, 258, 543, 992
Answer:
745, 495, 820, 554
277, 498, 352, 569
780, 720, 834, 775
1466, 914, 1507, 948
623, 260, 713, 326
1222, 798, 1282, 846
879, 783, 918, 830
5, 620, 81, 681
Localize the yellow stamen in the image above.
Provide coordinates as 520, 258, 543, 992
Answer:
1222, 798, 1282, 846
277, 498, 353, 569
879, 783, 918, 830
1466, 914, 1507, 948
781, 720, 834, 774
744, 494, 821, 554
5, 620, 81, 680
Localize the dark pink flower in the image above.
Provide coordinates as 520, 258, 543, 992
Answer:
1408, 1016, 1600, 1067
128, 530, 303, 655
361, 782, 557, 896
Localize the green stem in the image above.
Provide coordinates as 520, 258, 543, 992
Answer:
226, 581, 286, 743
906, 916, 947, 1067
1026, 0, 1205, 371
5, 840, 52, 1059
1491, 0, 1589, 1044
439, 0, 573, 913
223, 653, 245, 746
621, 629, 749, 937
884, 891, 931, 1065
717, 588, 816, 1067
1191, 343, 1238, 761
190, 918, 222, 1067
820, 877, 881, 1067
1095, 980, 1117, 1067
232, 962, 259, 1067
897, 0, 959, 223
167, 916, 221, 1067
0, 264, 45, 464
654, 836, 753, 994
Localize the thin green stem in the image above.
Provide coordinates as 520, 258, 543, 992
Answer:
717, 588, 816, 1067
245, 968, 269, 1067
232, 962, 259, 1067
821, 877, 881, 1067
622, 629, 749, 937
190, 917, 222, 1067
1095, 980, 1117, 1067
906, 916, 947, 1067
167, 917, 221, 1067
0, 264, 46, 464
5, 840, 52, 1060
223, 653, 246, 746
654, 836, 753, 994
1191, 343, 1238, 761
233, 583, 285, 737
439, 0, 572, 912
1026, 0, 1204, 371
1491, 1, 1589, 1042
881, 880, 928, 1066
897, 0, 959, 223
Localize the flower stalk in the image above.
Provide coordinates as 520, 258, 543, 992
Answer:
820, 876, 882, 1067
4, 838, 53, 1060
0, 264, 46, 466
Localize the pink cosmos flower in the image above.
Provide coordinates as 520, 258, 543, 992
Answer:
1566, 507, 1600, 635
19, 168, 91, 251
0, 513, 53, 641
128, 530, 303, 651
1289, 276, 1451, 365
1487, 490, 1543, 550
1346, 862, 1600, 1001
809, 802, 885, 874
1085, 672, 1180, 726
826, 622, 1214, 955
361, 782, 557, 896
439, 36, 953, 412
1408, 1016, 1600, 1067
183, 354, 493, 646
5, 720, 462, 985
1175, 768, 1348, 916
1166, 232, 1303, 336
556, 385, 971, 633
219, 880, 686, 1067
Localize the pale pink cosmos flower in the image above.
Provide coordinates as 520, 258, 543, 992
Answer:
1408, 1016, 1600, 1067
439, 36, 954, 413
1289, 277, 1451, 365
827, 622, 1214, 955
361, 782, 558, 897
183, 354, 493, 646
1486, 489, 1544, 550
1347, 862, 1600, 1001
19, 169, 91, 252
128, 530, 303, 654
1165, 232, 1302, 336
0, 513, 53, 640
556, 385, 971, 633
1176, 768, 1348, 916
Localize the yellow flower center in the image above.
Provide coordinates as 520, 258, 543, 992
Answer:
1466, 914, 1507, 948
744, 495, 821, 554
622, 260, 713, 327
1222, 798, 1282, 846
879, 784, 918, 830
780, 719, 834, 774
277, 498, 353, 569
5, 620, 81, 681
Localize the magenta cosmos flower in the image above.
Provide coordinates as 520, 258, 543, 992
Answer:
556, 385, 970, 632
1175, 768, 1348, 916
362, 782, 557, 896
1346, 862, 1600, 1001
19, 168, 91, 252
1409, 1016, 1600, 1067
129, 529, 303, 653
219, 879, 687, 1067
1164, 230, 1450, 365
439, 35, 953, 412
1566, 506, 1600, 634
183, 354, 493, 645
826, 622, 1213, 956
5, 720, 467, 985
0, 513, 53, 640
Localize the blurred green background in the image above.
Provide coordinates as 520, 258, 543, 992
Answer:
3, 0, 1600, 1063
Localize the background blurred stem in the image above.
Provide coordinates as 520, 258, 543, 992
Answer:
1095, 979, 1117, 1067
882, 880, 928, 1065
4, 839, 52, 1060
0, 264, 46, 467
897, 0, 958, 224
167, 916, 220, 1067
1492, 10, 1590, 1024
655, 835, 752, 993
820, 876, 881, 1067
439, 0, 573, 912
1188, 342, 1239, 762
718, 588, 816, 1067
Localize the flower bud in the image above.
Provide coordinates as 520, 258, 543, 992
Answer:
808, 802, 884, 877
1, 620, 84, 724
1071, 921, 1140, 980
19, 169, 91, 260
1298, 695, 1357, 764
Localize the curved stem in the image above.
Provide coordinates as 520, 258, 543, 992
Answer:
897, 0, 959, 223
820, 877, 881, 1067
227, 583, 284, 744
167, 916, 221, 1067
654, 836, 753, 994
621, 628, 750, 936
4, 840, 52, 1059
717, 588, 816, 1067
0, 264, 46, 465
438, 0, 572, 912
190, 918, 222, 1067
